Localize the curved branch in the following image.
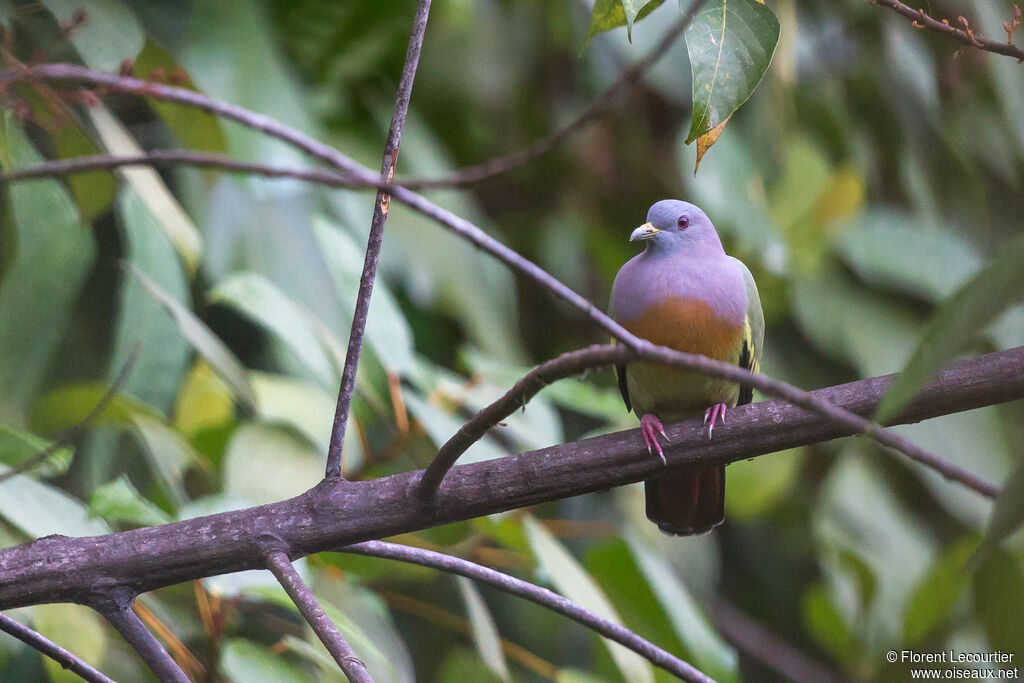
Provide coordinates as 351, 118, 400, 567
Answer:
395, 0, 706, 190
263, 546, 374, 682
418, 344, 1000, 499
872, 0, 1024, 61
98, 600, 190, 683
0, 613, 116, 683
0, 63, 966, 497
327, 0, 432, 480
1, 347, 1019, 613
0, 149, 945, 480
341, 541, 713, 683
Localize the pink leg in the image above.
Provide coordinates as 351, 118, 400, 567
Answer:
640, 413, 670, 465
703, 403, 728, 439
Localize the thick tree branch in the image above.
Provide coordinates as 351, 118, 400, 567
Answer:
327, 0, 432, 480
98, 600, 190, 683
0, 149, 946, 486
263, 544, 374, 682
395, 0, 706, 189
419, 344, 1000, 499
0, 613, 115, 683
341, 541, 712, 683
872, 0, 1024, 61
1, 347, 1020, 613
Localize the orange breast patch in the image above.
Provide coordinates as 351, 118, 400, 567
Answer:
621, 295, 744, 362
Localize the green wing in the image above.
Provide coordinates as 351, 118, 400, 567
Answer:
734, 258, 764, 406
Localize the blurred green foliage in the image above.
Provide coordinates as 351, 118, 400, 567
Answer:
1, 0, 1023, 681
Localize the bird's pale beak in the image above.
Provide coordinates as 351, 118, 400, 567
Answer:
629, 222, 661, 242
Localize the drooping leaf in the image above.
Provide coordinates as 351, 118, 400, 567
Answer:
523, 516, 654, 683
976, 459, 1024, 562
209, 272, 337, 387
583, 0, 664, 50
457, 576, 510, 682
628, 540, 739, 682
111, 189, 191, 412
973, 550, 1024, 655
88, 106, 203, 273
174, 361, 236, 436
684, 0, 780, 143
89, 475, 173, 527
0, 114, 96, 413
129, 267, 258, 411
903, 536, 977, 645
876, 233, 1024, 422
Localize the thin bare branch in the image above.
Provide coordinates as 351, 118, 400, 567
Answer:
711, 600, 847, 683
327, 0, 433, 480
396, 0, 707, 190
1, 347, 1021, 613
262, 545, 374, 683
99, 600, 190, 683
418, 343, 1000, 499
872, 0, 1024, 61
342, 541, 714, 683
0, 345, 139, 484
0, 612, 116, 683
0, 63, 950, 483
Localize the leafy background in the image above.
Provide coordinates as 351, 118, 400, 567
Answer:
1, 0, 1023, 681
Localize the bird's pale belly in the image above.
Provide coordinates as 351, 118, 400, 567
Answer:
620, 295, 745, 420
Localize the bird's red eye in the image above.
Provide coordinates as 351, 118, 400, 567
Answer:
677, 216, 689, 229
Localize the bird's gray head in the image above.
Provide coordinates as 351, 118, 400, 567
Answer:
629, 200, 723, 256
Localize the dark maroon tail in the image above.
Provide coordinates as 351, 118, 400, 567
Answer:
645, 465, 725, 536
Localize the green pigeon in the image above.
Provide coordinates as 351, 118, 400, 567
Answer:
610, 200, 764, 535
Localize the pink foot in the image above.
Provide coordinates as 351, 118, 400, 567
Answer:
703, 403, 727, 439
640, 414, 670, 465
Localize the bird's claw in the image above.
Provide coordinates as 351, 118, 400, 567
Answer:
640, 414, 669, 466
703, 403, 727, 439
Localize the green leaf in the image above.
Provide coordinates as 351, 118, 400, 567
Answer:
876, 232, 1024, 423
628, 540, 739, 682
0, 425, 73, 478
33, 604, 107, 683
973, 550, 1024, 654
39, 0, 143, 71
222, 423, 323, 505
132, 40, 229, 153
583, 0, 663, 50
88, 106, 203, 273
0, 463, 109, 538
209, 273, 337, 387
801, 583, 856, 665
112, 189, 191, 412
129, 267, 258, 411
219, 638, 315, 683
684, 0, 780, 143
89, 475, 173, 527
523, 516, 654, 683
29, 382, 156, 436
903, 536, 976, 645
977, 459, 1024, 561
129, 413, 203, 506
456, 576, 510, 682
0, 114, 96, 413
724, 447, 804, 520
